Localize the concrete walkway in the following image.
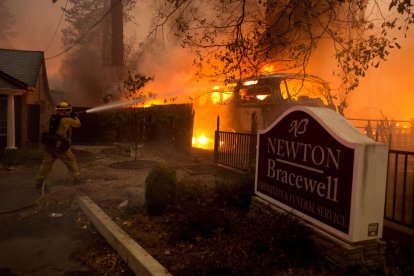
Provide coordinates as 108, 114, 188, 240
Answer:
0, 166, 92, 275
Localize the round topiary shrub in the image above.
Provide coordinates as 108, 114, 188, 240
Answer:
145, 164, 177, 215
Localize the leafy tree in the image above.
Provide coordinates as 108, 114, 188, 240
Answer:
0, 1, 15, 46
149, 0, 414, 110
121, 70, 154, 100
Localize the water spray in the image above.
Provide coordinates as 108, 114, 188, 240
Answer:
84, 97, 145, 114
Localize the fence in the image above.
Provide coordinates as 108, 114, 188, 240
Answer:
386, 150, 414, 229
72, 104, 194, 150
214, 131, 256, 171
347, 118, 414, 151
213, 131, 414, 230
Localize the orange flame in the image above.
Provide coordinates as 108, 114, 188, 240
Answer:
192, 133, 211, 149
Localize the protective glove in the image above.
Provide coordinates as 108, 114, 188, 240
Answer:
70, 111, 78, 118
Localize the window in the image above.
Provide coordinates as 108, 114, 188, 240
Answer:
280, 78, 330, 105
239, 86, 272, 102
0, 96, 7, 136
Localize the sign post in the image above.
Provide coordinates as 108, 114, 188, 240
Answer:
255, 106, 388, 243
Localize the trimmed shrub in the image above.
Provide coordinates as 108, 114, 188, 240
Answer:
144, 164, 177, 215
215, 169, 255, 209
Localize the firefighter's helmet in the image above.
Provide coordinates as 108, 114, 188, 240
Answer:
56, 101, 72, 112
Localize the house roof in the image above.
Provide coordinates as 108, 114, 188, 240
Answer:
0, 48, 44, 89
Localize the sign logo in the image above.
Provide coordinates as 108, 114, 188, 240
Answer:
289, 118, 309, 137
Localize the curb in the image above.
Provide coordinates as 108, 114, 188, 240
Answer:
76, 194, 171, 276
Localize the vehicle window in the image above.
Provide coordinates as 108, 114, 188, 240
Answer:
281, 79, 330, 104
211, 91, 233, 104
198, 90, 234, 106
239, 85, 272, 101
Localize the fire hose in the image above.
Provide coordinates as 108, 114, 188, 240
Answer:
0, 181, 46, 215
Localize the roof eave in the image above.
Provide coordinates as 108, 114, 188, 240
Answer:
0, 70, 28, 89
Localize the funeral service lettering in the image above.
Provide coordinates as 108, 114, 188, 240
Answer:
256, 111, 354, 234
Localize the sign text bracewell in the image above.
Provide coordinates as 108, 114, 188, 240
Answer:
255, 106, 388, 243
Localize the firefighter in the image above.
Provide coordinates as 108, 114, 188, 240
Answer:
35, 101, 82, 189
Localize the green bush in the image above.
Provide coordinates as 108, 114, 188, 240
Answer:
145, 164, 177, 215
215, 169, 255, 209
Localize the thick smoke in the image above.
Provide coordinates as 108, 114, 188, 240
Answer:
346, 31, 414, 120
134, 43, 213, 102
3, 0, 414, 120
54, 0, 213, 108
56, 47, 121, 107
